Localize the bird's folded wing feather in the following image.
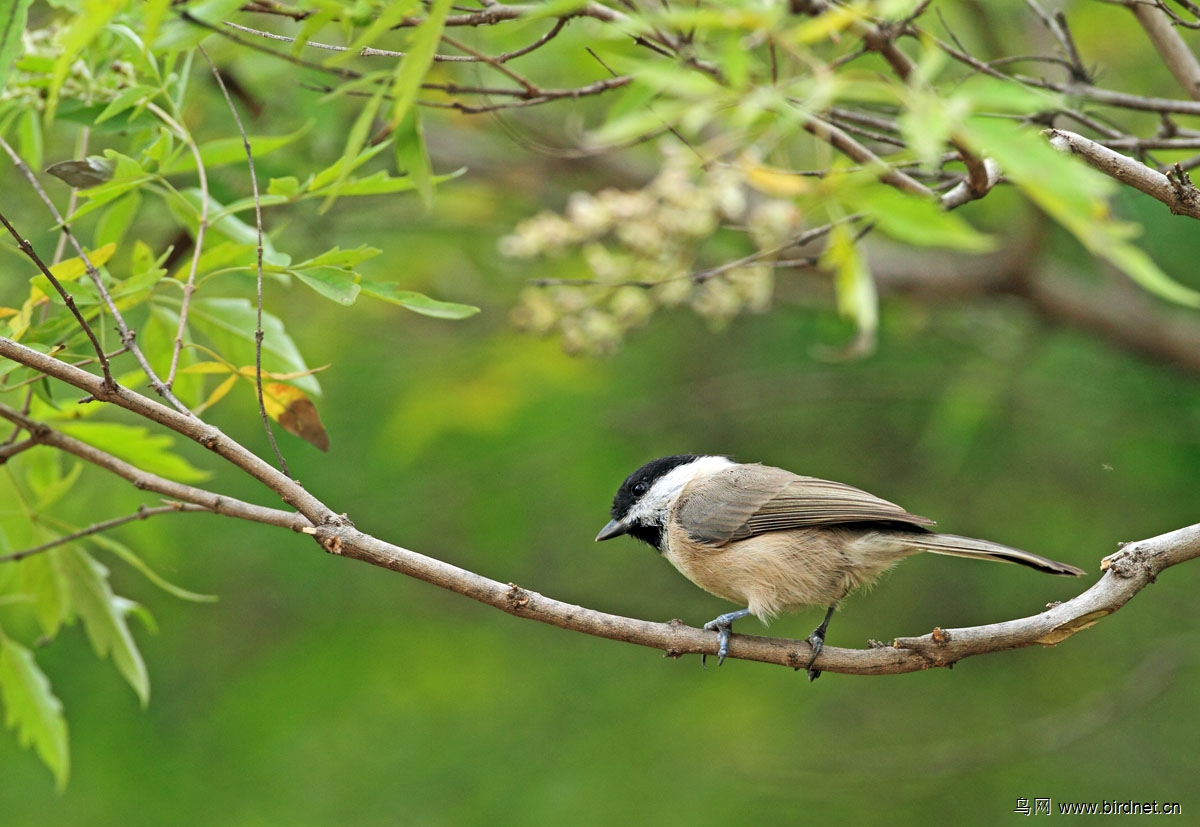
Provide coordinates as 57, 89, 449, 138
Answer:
677, 464, 935, 545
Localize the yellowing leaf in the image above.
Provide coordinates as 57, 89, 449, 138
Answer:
46, 243, 116, 282
262, 383, 330, 452
787, 3, 868, 44
740, 156, 811, 197
195, 373, 238, 415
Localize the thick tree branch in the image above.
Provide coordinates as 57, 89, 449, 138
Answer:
1045, 127, 1200, 217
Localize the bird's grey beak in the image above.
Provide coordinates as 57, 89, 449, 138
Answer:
595, 518, 629, 542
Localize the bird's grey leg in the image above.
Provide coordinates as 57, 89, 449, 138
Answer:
805, 603, 838, 682
702, 608, 751, 667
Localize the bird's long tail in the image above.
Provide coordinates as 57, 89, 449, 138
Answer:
905, 533, 1085, 576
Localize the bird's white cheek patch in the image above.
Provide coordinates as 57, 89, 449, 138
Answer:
627, 456, 736, 527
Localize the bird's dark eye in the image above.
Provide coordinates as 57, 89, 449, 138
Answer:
632, 480, 649, 496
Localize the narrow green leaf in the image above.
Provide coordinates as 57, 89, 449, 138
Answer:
171, 189, 289, 267
298, 245, 383, 269
388, 0, 454, 131
94, 191, 143, 249
160, 121, 314, 175
319, 80, 389, 212
311, 167, 464, 198
86, 532, 218, 603
95, 84, 159, 125
0, 0, 33, 93
394, 109, 434, 209
154, 0, 246, 52
56, 548, 149, 706
16, 107, 43, 173
844, 185, 995, 252
288, 245, 381, 305
308, 138, 390, 192
0, 635, 69, 790
360, 280, 480, 319
821, 222, 877, 345
47, 0, 122, 121
141, 0, 173, 48
267, 176, 301, 198
33, 461, 83, 511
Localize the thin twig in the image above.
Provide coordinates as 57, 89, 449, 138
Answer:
145, 101, 209, 390
199, 46, 290, 477
0, 503, 210, 563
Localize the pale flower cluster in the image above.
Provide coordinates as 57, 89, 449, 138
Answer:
504, 152, 795, 355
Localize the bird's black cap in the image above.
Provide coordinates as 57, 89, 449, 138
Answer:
609, 455, 703, 521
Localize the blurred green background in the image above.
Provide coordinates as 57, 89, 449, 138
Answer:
3, 3, 1200, 824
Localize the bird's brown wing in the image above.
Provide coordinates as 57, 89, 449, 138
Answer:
676, 464, 935, 546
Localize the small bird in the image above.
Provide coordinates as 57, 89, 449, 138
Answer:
596, 455, 1085, 679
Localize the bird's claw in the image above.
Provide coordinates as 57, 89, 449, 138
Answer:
701, 608, 751, 668
805, 629, 825, 682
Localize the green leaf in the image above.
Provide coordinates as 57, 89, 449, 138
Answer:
267, 176, 301, 198
171, 189, 289, 267
293, 270, 361, 306
16, 107, 44, 173
56, 547, 149, 705
308, 138, 390, 192
95, 84, 159, 125
821, 221, 877, 349
288, 245, 381, 305
0, 635, 69, 791
94, 191, 143, 249
394, 109, 434, 209
0, 0, 33, 94
54, 421, 211, 484
159, 121, 314, 175
47, 0, 122, 121
388, 0, 453, 132
33, 461, 83, 511
313, 167, 464, 198
141, 0, 173, 48
319, 79, 389, 211
188, 298, 321, 394
86, 532, 217, 603
359, 280, 480, 319
19, 552, 68, 638
844, 184, 995, 252
154, 0, 246, 52
140, 304, 204, 406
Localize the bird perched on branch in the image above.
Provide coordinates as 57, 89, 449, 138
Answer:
596, 455, 1084, 680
